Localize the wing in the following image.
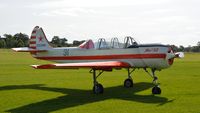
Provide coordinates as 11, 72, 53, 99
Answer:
32, 61, 131, 70
12, 47, 47, 52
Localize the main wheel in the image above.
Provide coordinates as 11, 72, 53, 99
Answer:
124, 78, 133, 88
152, 86, 161, 94
93, 83, 104, 94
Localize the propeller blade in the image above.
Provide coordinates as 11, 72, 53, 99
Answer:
175, 52, 184, 58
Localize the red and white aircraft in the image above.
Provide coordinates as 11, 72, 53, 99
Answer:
13, 26, 184, 94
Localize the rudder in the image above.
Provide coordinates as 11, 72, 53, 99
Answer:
29, 26, 52, 50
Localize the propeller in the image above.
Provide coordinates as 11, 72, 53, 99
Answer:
175, 52, 184, 58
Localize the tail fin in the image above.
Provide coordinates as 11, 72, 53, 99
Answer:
30, 26, 52, 50
12, 26, 51, 53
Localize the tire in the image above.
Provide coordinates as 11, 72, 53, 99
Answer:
93, 83, 104, 94
152, 86, 161, 94
124, 78, 133, 88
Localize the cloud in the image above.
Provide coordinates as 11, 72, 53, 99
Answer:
28, 0, 171, 8
34, 7, 97, 17
0, 0, 199, 46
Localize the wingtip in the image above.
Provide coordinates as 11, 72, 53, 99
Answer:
31, 64, 56, 69
12, 48, 20, 52
31, 65, 39, 69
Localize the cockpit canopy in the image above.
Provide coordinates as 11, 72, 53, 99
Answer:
79, 36, 138, 49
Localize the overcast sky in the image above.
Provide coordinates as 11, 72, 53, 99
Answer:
0, 0, 199, 46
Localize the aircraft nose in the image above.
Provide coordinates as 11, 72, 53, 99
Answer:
166, 46, 175, 59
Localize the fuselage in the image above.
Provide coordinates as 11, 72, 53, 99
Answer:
33, 44, 174, 70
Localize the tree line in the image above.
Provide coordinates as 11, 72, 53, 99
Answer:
0, 33, 85, 48
50, 36, 85, 47
0, 32, 200, 52
171, 43, 200, 52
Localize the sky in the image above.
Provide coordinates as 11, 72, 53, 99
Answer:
0, 0, 199, 46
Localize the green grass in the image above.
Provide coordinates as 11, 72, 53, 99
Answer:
0, 49, 200, 113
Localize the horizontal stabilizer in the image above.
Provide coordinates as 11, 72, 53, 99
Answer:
12, 47, 47, 52
31, 61, 131, 70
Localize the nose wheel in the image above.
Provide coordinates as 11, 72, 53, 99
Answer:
152, 85, 161, 94
151, 69, 161, 94
144, 68, 162, 94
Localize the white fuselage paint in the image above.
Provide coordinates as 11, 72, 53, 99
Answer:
33, 44, 173, 70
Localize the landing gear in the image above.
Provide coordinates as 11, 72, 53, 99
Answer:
152, 85, 161, 94
93, 83, 104, 94
124, 78, 133, 88
151, 69, 161, 94
124, 68, 135, 88
89, 67, 162, 94
144, 68, 162, 94
90, 69, 104, 94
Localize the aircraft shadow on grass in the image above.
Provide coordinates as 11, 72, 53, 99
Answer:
0, 82, 173, 113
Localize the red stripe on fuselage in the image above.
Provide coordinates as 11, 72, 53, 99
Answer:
35, 54, 166, 60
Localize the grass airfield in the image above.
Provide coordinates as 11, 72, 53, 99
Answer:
0, 49, 200, 113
